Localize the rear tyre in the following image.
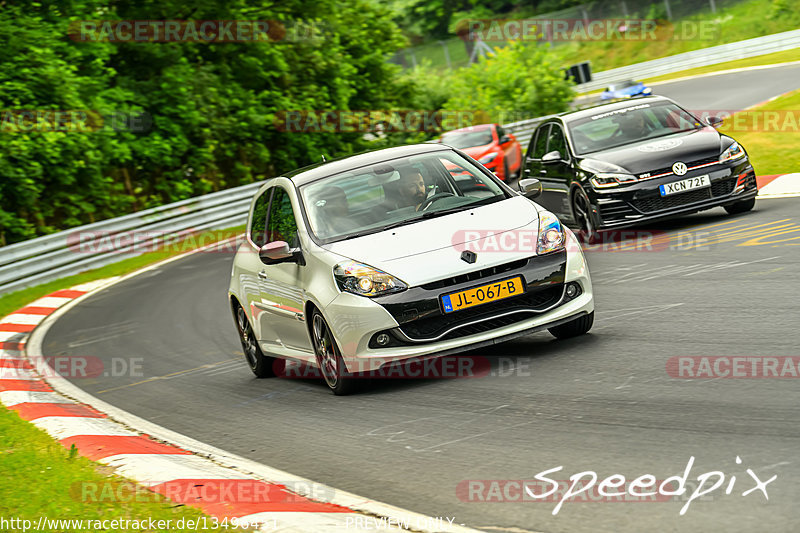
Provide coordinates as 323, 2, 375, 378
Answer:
548, 312, 594, 340
724, 198, 755, 215
571, 189, 600, 244
311, 310, 357, 395
236, 306, 278, 378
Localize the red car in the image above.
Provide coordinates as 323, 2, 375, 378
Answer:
439, 123, 522, 181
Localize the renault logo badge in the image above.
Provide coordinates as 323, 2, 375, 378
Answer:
461, 250, 477, 264
672, 161, 688, 176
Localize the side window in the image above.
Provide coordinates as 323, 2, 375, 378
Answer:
266, 187, 299, 247
532, 124, 551, 159
496, 125, 506, 140
249, 190, 270, 247
547, 124, 568, 158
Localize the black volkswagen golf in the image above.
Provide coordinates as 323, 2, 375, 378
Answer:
523, 95, 758, 241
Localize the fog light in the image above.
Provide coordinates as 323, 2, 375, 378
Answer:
376, 333, 390, 346
565, 282, 580, 299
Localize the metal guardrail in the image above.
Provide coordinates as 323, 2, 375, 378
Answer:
0, 181, 262, 295
503, 29, 800, 146
576, 29, 800, 93
3, 31, 798, 295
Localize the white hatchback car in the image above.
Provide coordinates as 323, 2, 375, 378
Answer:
229, 144, 594, 394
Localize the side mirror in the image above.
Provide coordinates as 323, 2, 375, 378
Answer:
542, 150, 562, 164
705, 116, 723, 128
519, 178, 542, 199
499, 135, 511, 144
259, 241, 299, 265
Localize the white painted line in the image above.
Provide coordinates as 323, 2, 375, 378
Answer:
0, 314, 49, 326
758, 173, 800, 197
0, 367, 39, 380
0, 349, 26, 359
25, 241, 484, 533
0, 391, 76, 407
0, 331, 28, 342
70, 278, 121, 292
100, 454, 254, 486
31, 416, 138, 440
25, 296, 75, 308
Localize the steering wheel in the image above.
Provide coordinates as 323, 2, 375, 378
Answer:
419, 192, 455, 211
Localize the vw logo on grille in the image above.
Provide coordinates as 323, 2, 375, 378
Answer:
672, 161, 688, 176
461, 250, 477, 264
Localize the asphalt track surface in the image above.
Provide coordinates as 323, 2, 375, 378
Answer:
43, 66, 800, 532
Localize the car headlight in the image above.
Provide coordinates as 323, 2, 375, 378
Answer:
334, 261, 408, 297
590, 172, 637, 188
478, 152, 498, 165
537, 211, 566, 255
719, 142, 745, 163
642, 87, 652, 94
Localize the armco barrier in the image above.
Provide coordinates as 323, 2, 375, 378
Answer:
3, 31, 798, 294
0, 181, 263, 295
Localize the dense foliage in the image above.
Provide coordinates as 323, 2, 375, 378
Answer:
0, 0, 573, 245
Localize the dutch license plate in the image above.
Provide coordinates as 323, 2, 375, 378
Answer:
659, 175, 710, 196
440, 276, 524, 314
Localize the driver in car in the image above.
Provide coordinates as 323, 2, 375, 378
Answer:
395, 167, 428, 211
619, 111, 654, 139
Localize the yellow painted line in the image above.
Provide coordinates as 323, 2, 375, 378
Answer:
96, 357, 239, 394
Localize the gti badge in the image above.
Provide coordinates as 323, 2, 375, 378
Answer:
461, 250, 477, 264
672, 161, 688, 176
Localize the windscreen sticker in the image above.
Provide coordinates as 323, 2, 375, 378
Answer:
590, 103, 651, 120
637, 138, 684, 152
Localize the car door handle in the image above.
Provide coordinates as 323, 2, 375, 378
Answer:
258, 271, 268, 280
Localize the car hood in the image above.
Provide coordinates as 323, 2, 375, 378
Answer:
322, 196, 541, 286
577, 128, 722, 176
461, 143, 496, 160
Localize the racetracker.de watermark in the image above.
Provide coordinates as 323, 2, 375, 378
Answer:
2, 356, 143, 379
0, 110, 151, 133
451, 229, 713, 253
274, 110, 491, 133
277, 356, 531, 379
693, 109, 800, 132
69, 20, 288, 42
464, 19, 719, 42
667, 356, 800, 378
66, 229, 240, 254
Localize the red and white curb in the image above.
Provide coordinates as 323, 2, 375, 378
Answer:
756, 173, 800, 199
2, 265, 481, 533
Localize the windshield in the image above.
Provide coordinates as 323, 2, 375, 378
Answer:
567, 101, 703, 155
441, 129, 494, 149
300, 150, 509, 243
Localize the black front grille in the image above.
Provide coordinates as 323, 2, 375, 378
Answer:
711, 176, 737, 197
399, 285, 564, 340
421, 259, 528, 290
631, 188, 711, 213
599, 201, 638, 220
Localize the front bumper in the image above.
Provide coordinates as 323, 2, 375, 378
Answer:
323, 229, 593, 373
590, 159, 757, 229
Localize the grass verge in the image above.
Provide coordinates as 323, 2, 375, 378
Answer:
719, 89, 800, 175
1, 226, 245, 530
0, 408, 227, 532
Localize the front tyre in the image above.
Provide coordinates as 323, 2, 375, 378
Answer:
572, 189, 599, 244
724, 198, 755, 215
311, 310, 356, 395
548, 311, 594, 340
236, 306, 278, 378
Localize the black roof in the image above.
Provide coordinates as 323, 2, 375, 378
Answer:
285, 144, 451, 186
558, 95, 674, 122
